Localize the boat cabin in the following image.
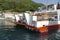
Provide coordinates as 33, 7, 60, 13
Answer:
21, 4, 60, 28
11, 3, 60, 33
14, 5, 60, 28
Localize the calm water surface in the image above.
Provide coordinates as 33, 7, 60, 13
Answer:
0, 26, 60, 40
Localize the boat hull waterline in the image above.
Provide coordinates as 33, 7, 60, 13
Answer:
11, 22, 60, 33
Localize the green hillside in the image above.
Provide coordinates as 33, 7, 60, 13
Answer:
0, 0, 44, 12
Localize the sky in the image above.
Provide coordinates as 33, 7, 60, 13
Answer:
32, 0, 60, 5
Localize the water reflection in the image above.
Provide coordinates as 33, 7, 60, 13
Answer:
0, 26, 60, 40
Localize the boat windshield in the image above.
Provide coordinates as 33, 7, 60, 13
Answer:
40, 5, 54, 11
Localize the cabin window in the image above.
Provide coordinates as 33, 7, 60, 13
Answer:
47, 6, 53, 10
49, 17, 58, 21
37, 16, 44, 21
55, 16, 57, 19
48, 12, 57, 21
41, 5, 54, 11
37, 16, 41, 21
37, 16, 49, 21
33, 16, 37, 21
41, 6, 46, 10
37, 14, 49, 21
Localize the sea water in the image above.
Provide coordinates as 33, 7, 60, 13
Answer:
0, 19, 60, 40
0, 26, 60, 40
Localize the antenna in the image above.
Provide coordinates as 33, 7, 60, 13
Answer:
45, 0, 48, 11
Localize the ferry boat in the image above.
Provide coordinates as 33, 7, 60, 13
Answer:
11, 3, 60, 33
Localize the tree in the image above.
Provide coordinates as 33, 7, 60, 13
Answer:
0, 0, 44, 12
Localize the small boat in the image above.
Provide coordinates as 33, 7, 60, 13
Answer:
11, 4, 60, 33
